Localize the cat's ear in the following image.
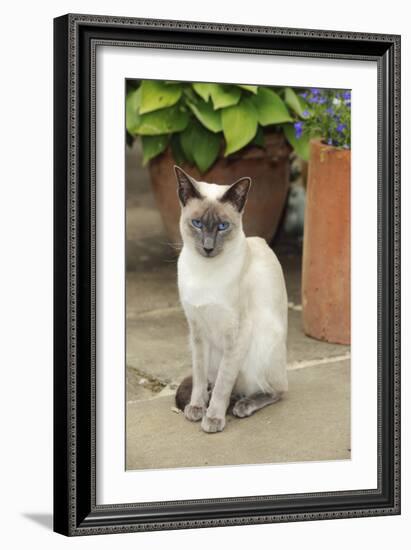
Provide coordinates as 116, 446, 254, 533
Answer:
174, 166, 202, 206
220, 177, 251, 212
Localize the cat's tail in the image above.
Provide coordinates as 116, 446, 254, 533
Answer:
175, 376, 193, 411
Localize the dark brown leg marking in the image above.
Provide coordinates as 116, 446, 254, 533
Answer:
232, 392, 281, 418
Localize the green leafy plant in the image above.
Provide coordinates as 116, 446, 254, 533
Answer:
126, 80, 311, 173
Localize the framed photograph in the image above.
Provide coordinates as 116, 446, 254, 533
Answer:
53, 14, 401, 536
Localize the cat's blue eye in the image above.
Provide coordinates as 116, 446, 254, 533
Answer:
192, 219, 203, 229
218, 222, 229, 231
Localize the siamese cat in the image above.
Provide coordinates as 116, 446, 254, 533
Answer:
174, 166, 288, 433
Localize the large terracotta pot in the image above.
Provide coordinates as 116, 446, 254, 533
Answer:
149, 132, 291, 245
302, 139, 351, 345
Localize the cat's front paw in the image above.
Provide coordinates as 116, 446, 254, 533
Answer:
184, 404, 205, 422
201, 414, 225, 433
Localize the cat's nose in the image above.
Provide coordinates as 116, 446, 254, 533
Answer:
203, 237, 214, 255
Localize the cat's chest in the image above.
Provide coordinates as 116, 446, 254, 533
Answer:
179, 277, 239, 347
178, 277, 233, 308
183, 300, 236, 350
177, 254, 239, 308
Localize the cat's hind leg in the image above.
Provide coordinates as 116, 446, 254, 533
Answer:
232, 391, 282, 418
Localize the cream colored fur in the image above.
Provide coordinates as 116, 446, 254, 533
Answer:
177, 175, 288, 433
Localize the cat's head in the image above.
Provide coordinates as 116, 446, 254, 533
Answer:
174, 166, 251, 258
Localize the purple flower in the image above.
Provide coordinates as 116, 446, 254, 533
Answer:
326, 107, 334, 115
302, 109, 310, 118
345, 101, 351, 108
318, 96, 327, 104
342, 91, 351, 101
310, 88, 320, 95
299, 92, 308, 99
294, 121, 304, 139
336, 123, 347, 133
308, 95, 319, 104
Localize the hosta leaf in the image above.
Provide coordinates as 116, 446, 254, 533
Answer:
237, 85, 258, 94
210, 84, 242, 110
192, 125, 221, 173
131, 104, 189, 135
126, 88, 142, 134
179, 121, 221, 173
187, 98, 222, 133
252, 88, 292, 125
284, 87, 309, 118
192, 83, 215, 102
282, 123, 311, 161
139, 80, 182, 114
183, 86, 198, 102
222, 97, 258, 156
193, 83, 241, 110
179, 122, 196, 164
170, 134, 187, 165
141, 135, 169, 165
251, 126, 265, 147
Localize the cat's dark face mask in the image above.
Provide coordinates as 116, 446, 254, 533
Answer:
174, 166, 251, 258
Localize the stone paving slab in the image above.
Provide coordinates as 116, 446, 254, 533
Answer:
126, 360, 350, 470
126, 267, 180, 319
126, 367, 159, 402
287, 309, 349, 365
126, 309, 190, 386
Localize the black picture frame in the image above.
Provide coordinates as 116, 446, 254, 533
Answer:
53, 13, 401, 536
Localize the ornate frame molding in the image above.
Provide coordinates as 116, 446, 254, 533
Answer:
53, 14, 401, 536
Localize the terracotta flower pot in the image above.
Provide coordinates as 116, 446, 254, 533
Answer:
302, 139, 351, 345
148, 132, 291, 246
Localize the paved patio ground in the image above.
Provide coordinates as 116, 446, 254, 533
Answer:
125, 141, 351, 470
